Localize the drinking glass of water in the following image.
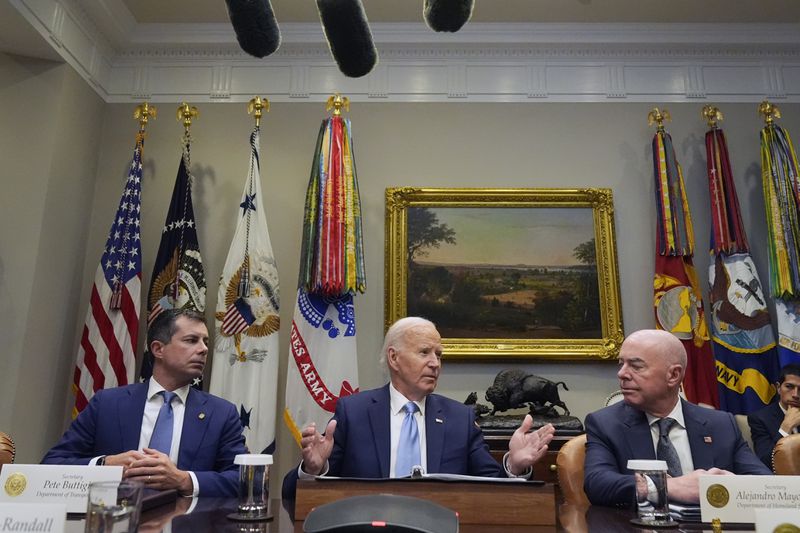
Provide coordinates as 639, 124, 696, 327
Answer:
85, 480, 144, 533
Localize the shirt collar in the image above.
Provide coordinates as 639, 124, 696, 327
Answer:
645, 398, 685, 428
389, 382, 426, 417
147, 377, 190, 405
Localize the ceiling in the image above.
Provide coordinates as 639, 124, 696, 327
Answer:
121, 0, 800, 24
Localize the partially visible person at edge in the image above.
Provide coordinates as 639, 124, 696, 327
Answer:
43, 308, 248, 497
584, 329, 770, 506
282, 317, 556, 501
748, 363, 800, 468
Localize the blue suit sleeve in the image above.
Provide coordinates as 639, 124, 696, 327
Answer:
747, 411, 778, 470
583, 411, 635, 507
41, 392, 103, 465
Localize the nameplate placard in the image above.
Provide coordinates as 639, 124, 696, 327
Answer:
755, 508, 800, 532
0, 503, 66, 533
0, 465, 122, 513
700, 475, 800, 524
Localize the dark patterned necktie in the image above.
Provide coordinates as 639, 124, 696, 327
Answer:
656, 417, 683, 477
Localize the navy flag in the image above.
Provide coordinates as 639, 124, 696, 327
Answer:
140, 149, 207, 387
702, 109, 779, 414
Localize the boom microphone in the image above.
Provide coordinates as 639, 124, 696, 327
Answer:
224, 0, 281, 58
423, 0, 474, 32
317, 0, 378, 78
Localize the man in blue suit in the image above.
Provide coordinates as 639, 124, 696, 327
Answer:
748, 364, 800, 468
584, 329, 770, 507
283, 317, 556, 500
43, 309, 247, 497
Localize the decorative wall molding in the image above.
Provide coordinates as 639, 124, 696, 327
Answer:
8, 0, 800, 104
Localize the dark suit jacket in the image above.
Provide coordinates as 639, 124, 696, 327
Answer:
584, 399, 770, 507
42, 382, 247, 497
748, 401, 785, 469
282, 384, 502, 500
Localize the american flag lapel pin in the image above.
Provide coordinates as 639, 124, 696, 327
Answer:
435, 418, 444, 424
704, 436, 712, 443
198, 412, 206, 420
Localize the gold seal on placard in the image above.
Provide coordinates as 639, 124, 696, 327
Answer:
706, 484, 729, 508
773, 524, 800, 533
4, 473, 26, 496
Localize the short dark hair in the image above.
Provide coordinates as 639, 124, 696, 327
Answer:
778, 364, 800, 384
147, 308, 206, 348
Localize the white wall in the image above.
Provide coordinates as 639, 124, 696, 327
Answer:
0, 52, 104, 461
80, 101, 800, 487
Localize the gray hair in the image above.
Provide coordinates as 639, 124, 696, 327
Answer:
378, 317, 437, 372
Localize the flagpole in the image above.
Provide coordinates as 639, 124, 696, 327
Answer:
133, 102, 157, 137
248, 96, 270, 128
701, 105, 723, 130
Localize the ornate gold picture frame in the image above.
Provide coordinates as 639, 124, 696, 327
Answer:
385, 188, 624, 361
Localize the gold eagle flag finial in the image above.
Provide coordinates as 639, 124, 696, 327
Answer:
133, 102, 157, 135
647, 108, 671, 132
248, 96, 270, 128
326, 93, 350, 116
176, 102, 199, 134
702, 105, 724, 129
758, 100, 781, 126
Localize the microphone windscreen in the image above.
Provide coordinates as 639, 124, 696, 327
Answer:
225, 0, 281, 58
317, 0, 378, 78
423, 0, 474, 33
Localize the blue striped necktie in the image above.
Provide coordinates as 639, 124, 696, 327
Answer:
395, 401, 420, 477
149, 391, 177, 454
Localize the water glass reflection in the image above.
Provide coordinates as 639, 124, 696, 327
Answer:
84, 480, 144, 533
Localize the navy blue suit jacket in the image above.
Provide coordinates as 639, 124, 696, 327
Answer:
584, 399, 770, 507
42, 382, 247, 497
282, 385, 502, 500
747, 401, 784, 469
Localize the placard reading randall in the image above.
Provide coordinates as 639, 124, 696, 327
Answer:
700, 475, 800, 523
0, 503, 66, 533
0, 465, 122, 513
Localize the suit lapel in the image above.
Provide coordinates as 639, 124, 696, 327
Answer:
367, 386, 391, 477
683, 400, 713, 469
121, 383, 148, 451
623, 404, 655, 464
425, 395, 445, 473
178, 388, 210, 469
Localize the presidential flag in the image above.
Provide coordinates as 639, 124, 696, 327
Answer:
650, 114, 719, 408
210, 126, 280, 453
760, 105, 800, 366
703, 118, 779, 414
72, 134, 143, 416
140, 148, 206, 386
284, 105, 365, 442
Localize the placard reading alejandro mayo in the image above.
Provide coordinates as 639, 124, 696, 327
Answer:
0, 465, 122, 513
700, 475, 800, 523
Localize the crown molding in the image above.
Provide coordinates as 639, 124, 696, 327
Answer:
8, 0, 800, 104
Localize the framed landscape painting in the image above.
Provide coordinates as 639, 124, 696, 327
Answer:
384, 188, 624, 361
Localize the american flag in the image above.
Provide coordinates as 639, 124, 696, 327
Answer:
221, 297, 255, 336
72, 136, 143, 416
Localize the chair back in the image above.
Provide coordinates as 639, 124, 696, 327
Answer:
556, 434, 589, 506
734, 414, 753, 450
772, 434, 800, 475
0, 432, 15, 465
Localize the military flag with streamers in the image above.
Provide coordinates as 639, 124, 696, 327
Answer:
72, 134, 144, 416
703, 117, 779, 414
650, 114, 719, 408
285, 101, 365, 442
210, 126, 281, 453
139, 146, 207, 387
760, 106, 800, 366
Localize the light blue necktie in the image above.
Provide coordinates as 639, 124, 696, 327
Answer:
395, 401, 420, 477
149, 391, 176, 455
